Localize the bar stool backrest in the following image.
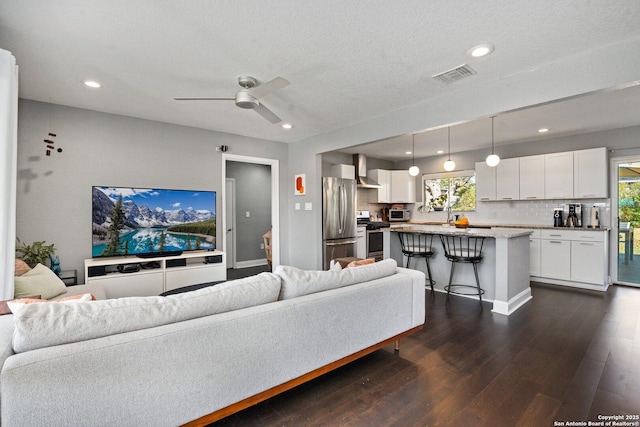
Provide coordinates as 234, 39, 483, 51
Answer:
397, 232, 434, 256
439, 234, 485, 262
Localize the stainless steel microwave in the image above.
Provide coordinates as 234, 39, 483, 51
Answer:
388, 209, 411, 222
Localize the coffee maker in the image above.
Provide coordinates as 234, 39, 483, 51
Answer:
563, 203, 583, 227
553, 208, 564, 227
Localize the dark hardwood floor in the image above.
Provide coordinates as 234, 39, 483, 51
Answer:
210, 282, 640, 426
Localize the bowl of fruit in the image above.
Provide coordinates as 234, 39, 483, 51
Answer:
454, 216, 469, 229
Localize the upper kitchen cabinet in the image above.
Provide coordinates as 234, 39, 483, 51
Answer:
519, 155, 545, 200
496, 158, 520, 200
544, 152, 574, 199
368, 169, 415, 203
574, 147, 608, 198
368, 169, 391, 203
475, 161, 496, 201
390, 170, 416, 203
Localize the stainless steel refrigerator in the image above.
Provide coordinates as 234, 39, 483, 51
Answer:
322, 176, 357, 269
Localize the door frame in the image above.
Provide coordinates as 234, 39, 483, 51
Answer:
222, 154, 280, 269
225, 178, 236, 269
610, 154, 640, 287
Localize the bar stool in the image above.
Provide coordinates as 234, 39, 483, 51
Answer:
439, 234, 486, 307
397, 231, 436, 294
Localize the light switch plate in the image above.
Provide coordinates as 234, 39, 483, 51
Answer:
295, 203, 300, 210
305, 202, 312, 211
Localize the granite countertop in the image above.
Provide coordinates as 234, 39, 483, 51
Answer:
391, 224, 533, 239
403, 221, 611, 232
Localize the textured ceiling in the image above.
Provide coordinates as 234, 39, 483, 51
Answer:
2, 1, 640, 152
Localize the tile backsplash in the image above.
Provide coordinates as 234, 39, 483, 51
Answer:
410, 198, 611, 227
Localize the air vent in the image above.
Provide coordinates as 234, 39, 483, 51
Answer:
432, 64, 477, 84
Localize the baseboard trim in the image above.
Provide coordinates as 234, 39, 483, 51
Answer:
233, 259, 268, 269
491, 288, 533, 316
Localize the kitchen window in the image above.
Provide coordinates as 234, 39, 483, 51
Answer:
421, 169, 476, 212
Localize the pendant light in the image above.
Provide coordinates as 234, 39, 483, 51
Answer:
408, 134, 420, 176
485, 116, 501, 167
443, 127, 456, 171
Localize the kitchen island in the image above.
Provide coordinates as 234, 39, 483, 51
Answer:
390, 225, 533, 316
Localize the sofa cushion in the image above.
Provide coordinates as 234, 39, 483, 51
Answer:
9, 272, 281, 353
13, 263, 67, 300
276, 258, 397, 300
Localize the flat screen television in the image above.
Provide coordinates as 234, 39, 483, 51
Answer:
92, 186, 216, 258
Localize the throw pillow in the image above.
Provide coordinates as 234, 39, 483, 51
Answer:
276, 258, 397, 300
0, 295, 41, 315
346, 258, 375, 268
14, 259, 31, 276
13, 263, 67, 300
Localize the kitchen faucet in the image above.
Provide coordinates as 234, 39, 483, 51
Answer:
447, 205, 452, 225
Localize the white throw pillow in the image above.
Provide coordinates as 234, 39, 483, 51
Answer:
276, 258, 397, 300
9, 272, 282, 353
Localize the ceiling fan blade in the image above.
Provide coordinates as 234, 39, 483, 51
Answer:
250, 77, 290, 99
254, 103, 282, 124
174, 97, 234, 101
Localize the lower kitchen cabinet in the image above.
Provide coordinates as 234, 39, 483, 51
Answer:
529, 230, 541, 277
570, 240, 605, 284
532, 229, 608, 291
540, 239, 571, 280
356, 226, 366, 259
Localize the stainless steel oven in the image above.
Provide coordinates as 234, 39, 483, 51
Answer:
365, 222, 389, 261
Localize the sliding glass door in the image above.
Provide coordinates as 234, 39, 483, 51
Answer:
612, 157, 640, 287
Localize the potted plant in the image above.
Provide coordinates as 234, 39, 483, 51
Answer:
15, 238, 56, 268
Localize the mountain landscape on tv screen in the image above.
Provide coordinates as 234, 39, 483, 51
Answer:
92, 187, 216, 257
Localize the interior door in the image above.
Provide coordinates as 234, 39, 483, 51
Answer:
225, 178, 236, 269
612, 158, 640, 287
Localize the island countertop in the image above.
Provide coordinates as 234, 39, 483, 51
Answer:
390, 224, 533, 239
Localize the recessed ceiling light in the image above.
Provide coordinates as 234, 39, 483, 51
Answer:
281, 123, 293, 129
436, 150, 444, 154
538, 128, 549, 133
84, 80, 101, 88
405, 151, 412, 155
467, 43, 495, 58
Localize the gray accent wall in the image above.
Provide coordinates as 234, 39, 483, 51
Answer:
226, 161, 272, 263
16, 99, 288, 283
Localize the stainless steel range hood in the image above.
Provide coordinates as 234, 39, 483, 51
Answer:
353, 154, 382, 188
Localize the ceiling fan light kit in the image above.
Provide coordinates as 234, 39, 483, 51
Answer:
443, 127, 455, 171
174, 75, 290, 124
485, 116, 501, 167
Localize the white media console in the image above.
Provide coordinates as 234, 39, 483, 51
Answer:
84, 250, 226, 298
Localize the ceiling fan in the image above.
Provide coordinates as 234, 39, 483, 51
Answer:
174, 75, 290, 124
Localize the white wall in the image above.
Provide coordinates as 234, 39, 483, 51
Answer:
16, 100, 288, 283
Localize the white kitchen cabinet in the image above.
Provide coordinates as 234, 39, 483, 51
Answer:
571, 241, 605, 284
368, 169, 415, 203
535, 229, 608, 291
544, 152, 574, 199
496, 158, 520, 200
390, 170, 416, 203
356, 226, 366, 259
475, 161, 496, 201
574, 147, 608, 198
529, 230, 541, 277
519, 155, 545, 200
368, 169, 391, 203
541, 238, 571, 280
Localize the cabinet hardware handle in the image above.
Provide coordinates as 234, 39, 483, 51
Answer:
549, 241, 563, 243
579, 236, 594, 239
582, 194, 596, 197
580, 243, 594, 245
549, 234, 562, 237
480, 198, 490, 201
526, 197, 537, 199
502, 197, 513, 200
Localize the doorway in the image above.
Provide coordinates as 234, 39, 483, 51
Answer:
222, 154, 280, 271
612, 156, 640, 287
225, 178, 236, 269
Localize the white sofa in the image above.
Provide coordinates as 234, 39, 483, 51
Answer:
0, 259, 425, 426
